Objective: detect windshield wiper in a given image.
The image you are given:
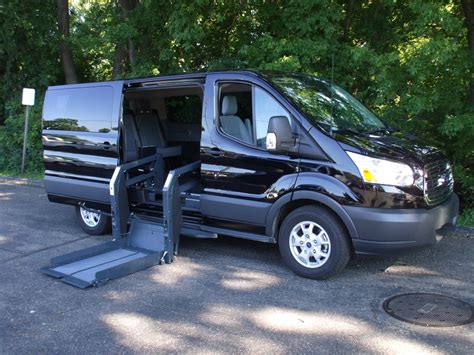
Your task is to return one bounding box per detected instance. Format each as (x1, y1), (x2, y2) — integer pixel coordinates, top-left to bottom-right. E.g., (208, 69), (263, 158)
(329, 127), (362, 136)
(365, 127), (398, 135)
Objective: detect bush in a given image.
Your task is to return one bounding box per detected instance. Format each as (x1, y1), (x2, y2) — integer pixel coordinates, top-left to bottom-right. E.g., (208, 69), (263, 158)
(458, 208), (474, 227)
(440, 111), (474, 209)
(0, 97), (44, 176)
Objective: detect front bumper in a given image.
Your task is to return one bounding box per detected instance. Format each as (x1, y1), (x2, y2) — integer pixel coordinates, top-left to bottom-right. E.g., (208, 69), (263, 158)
(344, 193), (459, 256)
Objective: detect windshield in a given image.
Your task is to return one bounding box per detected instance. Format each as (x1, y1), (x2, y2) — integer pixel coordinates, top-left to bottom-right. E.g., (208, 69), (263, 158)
(267, 73), (385, 134)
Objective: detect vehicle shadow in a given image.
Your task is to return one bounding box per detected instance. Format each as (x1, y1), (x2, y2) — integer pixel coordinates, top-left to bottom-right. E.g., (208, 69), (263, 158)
(92, 233), (474, 353)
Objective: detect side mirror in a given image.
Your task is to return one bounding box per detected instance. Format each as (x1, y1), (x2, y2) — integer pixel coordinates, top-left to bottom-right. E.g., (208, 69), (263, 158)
(266, 116), (295, 154)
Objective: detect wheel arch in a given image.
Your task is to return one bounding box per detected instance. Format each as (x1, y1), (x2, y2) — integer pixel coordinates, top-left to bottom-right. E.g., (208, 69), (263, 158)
(266, 191), (359, 243)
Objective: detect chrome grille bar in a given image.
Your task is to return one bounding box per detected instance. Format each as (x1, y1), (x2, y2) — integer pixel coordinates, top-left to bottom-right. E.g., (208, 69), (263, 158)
(424, 159), (454, 206)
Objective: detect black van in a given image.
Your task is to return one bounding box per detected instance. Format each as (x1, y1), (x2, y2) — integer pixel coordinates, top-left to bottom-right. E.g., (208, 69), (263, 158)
(42, 70), (459, 279)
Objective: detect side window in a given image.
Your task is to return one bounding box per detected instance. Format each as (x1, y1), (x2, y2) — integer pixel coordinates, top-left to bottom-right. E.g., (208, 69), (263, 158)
(254, 87), (291, 148)
(165, 95), (202, 124)
(218, 83), (253, 144)
(43, 86), (114, 132)
(218, 82), (292, 148)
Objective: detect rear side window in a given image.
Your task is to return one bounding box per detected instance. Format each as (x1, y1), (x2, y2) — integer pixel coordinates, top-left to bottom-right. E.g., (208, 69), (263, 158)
(165, 95), (202, 124)
(43, 86), (114, 132)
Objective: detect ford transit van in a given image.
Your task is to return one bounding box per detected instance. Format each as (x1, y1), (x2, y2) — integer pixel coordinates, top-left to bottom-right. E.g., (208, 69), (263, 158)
(42, 71), (459, 279)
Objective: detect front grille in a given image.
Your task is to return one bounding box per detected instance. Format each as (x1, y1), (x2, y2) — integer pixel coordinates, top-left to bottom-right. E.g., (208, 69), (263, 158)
(424, 159), (454, 206)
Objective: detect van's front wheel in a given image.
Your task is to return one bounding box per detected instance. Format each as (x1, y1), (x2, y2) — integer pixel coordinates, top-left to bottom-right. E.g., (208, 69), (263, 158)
(278, 206), (351, 280)
(76, 206), (110, 235)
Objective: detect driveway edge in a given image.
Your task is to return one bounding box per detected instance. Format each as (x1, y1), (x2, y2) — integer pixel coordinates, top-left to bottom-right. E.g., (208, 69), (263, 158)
(0, 176), (44, 188)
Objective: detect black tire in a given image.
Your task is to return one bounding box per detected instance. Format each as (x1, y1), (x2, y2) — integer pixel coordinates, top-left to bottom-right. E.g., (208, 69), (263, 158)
(75, 206), (111, 235)
(278, 205), (351, 280)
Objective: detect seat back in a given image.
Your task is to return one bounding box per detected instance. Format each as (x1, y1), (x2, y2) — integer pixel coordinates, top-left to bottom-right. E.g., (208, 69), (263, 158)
(135, 110), (167, 148)
(122, 111), (140, 163)
(220, 96), (252, 144)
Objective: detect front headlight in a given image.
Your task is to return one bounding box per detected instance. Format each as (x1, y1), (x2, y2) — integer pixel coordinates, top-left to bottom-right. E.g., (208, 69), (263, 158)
(347, 151), (414, 187)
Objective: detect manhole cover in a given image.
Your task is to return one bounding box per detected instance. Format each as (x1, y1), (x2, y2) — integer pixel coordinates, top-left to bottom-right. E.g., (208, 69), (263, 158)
(383, 293), (474, 327)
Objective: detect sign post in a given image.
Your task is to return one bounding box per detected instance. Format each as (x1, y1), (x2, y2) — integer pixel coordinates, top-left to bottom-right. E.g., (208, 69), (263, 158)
(21, 88), (35, 175)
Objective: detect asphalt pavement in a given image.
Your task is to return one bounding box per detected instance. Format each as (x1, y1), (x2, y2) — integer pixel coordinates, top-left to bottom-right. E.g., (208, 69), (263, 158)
(0, 179), (473, 354)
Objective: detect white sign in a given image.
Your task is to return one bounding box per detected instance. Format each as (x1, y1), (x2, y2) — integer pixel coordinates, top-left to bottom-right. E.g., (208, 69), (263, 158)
(22, 88), (35, 106)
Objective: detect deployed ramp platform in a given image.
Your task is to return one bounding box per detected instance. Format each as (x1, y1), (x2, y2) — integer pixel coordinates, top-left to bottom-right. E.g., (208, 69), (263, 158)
(41, 151), (199, 288)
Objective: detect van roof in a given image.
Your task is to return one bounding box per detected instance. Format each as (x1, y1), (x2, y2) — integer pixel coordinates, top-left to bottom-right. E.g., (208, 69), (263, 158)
(47, 70), (267, 89)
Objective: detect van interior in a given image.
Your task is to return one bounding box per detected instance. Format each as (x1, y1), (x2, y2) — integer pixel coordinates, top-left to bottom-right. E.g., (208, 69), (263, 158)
(121, 86), (203, 166)
(121, 83), (257, 166)
(119, 82), (264, 211)
(118, 84), (205, 221)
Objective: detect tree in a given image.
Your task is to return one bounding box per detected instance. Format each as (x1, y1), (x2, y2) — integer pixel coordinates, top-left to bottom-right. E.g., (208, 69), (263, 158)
(57, 0), (78, 83)
(112, 0), (137, 79)
(0, 0), (59, 122)
(0, 0), (472, 210)
(120, 0), (137, 69)
(460, 0), (474, 104)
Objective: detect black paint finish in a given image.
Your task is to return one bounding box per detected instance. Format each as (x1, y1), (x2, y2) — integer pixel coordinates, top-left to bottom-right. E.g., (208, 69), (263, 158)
(41, 70), (458, 254)
(199, 73), (301, 228)
(42, 80), (123, 204)
(334, 129), (447, 209)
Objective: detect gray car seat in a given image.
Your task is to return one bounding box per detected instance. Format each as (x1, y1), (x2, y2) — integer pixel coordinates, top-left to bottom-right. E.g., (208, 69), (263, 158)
(122, 111), (140, 162)
(134, 110), (166, 148)
(220, 96), (253, 144)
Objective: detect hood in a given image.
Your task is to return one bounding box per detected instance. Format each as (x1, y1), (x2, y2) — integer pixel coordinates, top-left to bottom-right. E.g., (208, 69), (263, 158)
(335, 130), (444, 167)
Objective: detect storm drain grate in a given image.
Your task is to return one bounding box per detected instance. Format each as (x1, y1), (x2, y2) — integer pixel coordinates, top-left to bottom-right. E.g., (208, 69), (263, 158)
(383, 293), (474, 327)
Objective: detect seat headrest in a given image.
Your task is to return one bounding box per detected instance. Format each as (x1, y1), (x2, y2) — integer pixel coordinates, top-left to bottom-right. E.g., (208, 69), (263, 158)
(136, 109), (158, 119)
(222, 96), (237, 115)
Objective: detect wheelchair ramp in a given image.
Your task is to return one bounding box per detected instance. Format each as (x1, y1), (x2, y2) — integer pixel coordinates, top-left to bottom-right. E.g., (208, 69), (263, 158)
(41, 159), (200, 288)
(40, 220), (168, 288)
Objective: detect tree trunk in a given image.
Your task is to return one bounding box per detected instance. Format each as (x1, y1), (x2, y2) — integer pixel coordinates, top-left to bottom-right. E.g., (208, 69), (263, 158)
(112, 45), (127, 79)
(460, 0), (474, 104)
(56, 0), (78, 84)
(343, 0), (359, 39)
(119, 0), (137, 71)
(128, 38), (136, 70)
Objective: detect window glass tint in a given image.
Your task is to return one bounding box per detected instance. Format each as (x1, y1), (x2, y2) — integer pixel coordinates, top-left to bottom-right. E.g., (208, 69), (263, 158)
(268, 74), (384, 134)
(254, 87), (290, 148)
(218, 83), (254, 144)
(43, 86), (114, 132)
(165, 95), (202, 123)
(225, 91), (252, 121)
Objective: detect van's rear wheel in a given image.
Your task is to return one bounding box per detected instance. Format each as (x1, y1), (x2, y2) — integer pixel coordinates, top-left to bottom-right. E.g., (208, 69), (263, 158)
(278, 205), (351, 280)
(76, 206), (110, 235)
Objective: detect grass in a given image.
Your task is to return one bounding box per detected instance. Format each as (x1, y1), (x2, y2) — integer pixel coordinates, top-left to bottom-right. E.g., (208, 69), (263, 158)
(0, 169), (44, 180)
(457, 208), (474, 227)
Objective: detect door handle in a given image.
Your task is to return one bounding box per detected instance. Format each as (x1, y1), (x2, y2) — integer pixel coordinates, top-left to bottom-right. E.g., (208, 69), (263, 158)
(208, 148), (224, 157)
(102, 141), (111, 150)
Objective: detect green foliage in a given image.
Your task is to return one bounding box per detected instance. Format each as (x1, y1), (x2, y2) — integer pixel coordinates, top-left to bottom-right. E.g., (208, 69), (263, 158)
(0, 1), (60, 121)
(458, 208), (474, 227)
(0, 1), (59, 176)
(0, 0), (473, 207)
(0, 96), (44, 175)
